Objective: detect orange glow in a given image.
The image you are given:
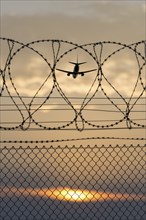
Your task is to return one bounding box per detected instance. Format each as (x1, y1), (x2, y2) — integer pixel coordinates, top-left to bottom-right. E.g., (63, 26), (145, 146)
(42, 187), (102, 202)
(1, 187), (145, 203)
(41, 187), (145, 202)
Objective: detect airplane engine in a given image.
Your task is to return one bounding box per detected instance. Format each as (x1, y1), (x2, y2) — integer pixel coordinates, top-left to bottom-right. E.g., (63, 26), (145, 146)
(67, 73), (70, 76)
(81, 73), (84, 76)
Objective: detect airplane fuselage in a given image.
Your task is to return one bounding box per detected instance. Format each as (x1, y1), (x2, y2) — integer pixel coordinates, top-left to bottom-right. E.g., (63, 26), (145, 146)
(72, 64), (79, 78)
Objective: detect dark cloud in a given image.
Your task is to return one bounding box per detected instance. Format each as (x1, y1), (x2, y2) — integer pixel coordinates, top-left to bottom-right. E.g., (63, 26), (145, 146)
(1, 0), (145, 43)
(1, 9), (145, 44)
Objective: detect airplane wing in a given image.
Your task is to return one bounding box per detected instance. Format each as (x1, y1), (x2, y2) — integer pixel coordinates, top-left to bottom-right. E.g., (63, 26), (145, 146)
(56, 68), (73, 74)
(78, 69), (96, 74)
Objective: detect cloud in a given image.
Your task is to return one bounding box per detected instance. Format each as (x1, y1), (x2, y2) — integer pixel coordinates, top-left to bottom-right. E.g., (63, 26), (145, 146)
(4, 56), (52, 97)
(102, 57), (144, 97)
(1, 0), (93, 16)
(1, 42), (144, 99)
(1, 1), (145, 99)
(2, 0), (145, 19)
(1, 0), (145, 43)
(79, 0), (145, 22)
(5, 58), (143, 98)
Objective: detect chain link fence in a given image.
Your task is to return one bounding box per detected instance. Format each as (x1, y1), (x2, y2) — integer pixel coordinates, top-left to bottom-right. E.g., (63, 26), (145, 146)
(0, 38), (145, 219)
(0, 144), (145, 220)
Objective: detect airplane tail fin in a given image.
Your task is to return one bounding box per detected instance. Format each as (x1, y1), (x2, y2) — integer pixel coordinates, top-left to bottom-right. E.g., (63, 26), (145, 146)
(69, 61), (86, 65)
(69, 55), (86, 65)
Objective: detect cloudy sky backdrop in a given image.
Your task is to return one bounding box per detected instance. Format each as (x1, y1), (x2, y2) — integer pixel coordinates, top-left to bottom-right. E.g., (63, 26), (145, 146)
(0, 0), (145, 145)
(0, 2), (146, 219)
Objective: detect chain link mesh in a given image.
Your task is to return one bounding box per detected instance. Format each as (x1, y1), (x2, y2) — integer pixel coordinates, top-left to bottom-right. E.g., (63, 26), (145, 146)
(1, 145), (145, 220)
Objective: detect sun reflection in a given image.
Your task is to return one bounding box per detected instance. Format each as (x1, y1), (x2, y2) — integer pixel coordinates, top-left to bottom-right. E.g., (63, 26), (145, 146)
(44, 187), (101, 202)
(1, 186), (145, 203)
(31, 187), (145, 203)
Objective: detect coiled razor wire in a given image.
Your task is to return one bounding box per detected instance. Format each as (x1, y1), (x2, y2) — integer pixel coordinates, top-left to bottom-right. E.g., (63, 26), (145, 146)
(0, 38), (146, 132)
(0, 38), (146, 219)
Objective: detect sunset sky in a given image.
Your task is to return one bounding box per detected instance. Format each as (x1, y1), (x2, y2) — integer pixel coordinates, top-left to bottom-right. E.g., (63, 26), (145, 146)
(0, 1), (146, 219)
(1, 0), (145, 145)
(1, 0), (145, 42)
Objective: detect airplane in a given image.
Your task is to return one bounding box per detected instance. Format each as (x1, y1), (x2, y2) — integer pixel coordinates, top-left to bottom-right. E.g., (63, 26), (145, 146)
(56, 58), (96, 79)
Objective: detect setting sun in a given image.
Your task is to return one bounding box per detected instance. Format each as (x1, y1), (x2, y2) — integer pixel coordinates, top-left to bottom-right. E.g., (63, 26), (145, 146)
(1, 187), (145, 203)
(44, 187), (144, 203)
(45, 187), (101, 202)
(1, 0), (146, 219)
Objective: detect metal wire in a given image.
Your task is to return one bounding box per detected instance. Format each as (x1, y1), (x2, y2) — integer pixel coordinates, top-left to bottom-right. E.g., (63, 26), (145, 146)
(0, 38), (146, 220)
(0, 38), (146, 131)
(0, 145), (145, 220)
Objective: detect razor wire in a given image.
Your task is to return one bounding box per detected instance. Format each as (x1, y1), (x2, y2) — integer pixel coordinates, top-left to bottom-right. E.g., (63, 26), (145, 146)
(0, 38), (146, 220)
(0, 38), (146, 132)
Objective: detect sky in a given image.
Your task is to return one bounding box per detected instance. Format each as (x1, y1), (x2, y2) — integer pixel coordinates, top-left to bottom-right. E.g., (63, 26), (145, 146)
(1, 0), (146, 43)
(0, 1), (146, 219)
(0, 0), (145, 144)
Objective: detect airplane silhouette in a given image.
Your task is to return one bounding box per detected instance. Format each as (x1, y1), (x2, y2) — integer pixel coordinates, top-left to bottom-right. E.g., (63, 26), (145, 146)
(56, 58), (96, 79)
